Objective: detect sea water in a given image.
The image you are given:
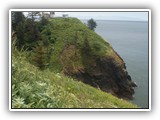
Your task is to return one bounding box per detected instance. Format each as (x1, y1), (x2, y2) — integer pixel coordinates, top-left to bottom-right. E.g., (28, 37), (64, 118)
(82, 20), (149, 108)
(95, 20), (149, 108)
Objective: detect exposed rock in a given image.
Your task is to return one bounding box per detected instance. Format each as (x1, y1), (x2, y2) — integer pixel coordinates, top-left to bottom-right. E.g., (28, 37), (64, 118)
(57, 18), (137, 100)
(61, 45), (137, 100)
(77, 57), (136, 99)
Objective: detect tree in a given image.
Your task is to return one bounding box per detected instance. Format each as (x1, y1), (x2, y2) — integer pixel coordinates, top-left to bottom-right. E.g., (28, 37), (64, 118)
(32, 44), (46, 70)
(23, 18), (41, 50)
(11, 12), (41, 50)
(32, 41), (53, 70)
(11, 12), (26, 49)
(27, 12), (40, 22)
(39, 16), (49, 29)
(12, 12), (25, 31)
(15, 21), (25, 49)
(11, 11), (50, 51)
(87, 18), (97, 31)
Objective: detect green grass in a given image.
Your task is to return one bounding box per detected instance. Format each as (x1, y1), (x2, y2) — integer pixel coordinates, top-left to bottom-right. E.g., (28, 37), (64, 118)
(12, 42), (138, 108)
(44, 18), (112, 72)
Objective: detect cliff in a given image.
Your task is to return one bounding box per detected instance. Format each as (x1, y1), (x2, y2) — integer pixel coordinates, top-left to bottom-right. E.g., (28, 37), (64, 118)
(12, 41), (137, 108)
(11, 17), (138, 109)
(47, 18), (137, 100)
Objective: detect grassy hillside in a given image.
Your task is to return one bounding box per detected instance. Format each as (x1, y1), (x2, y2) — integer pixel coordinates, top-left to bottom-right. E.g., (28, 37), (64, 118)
(12, 41), (137, 108)
(43, 18), (113, 72)
(11, 17), (138, 109)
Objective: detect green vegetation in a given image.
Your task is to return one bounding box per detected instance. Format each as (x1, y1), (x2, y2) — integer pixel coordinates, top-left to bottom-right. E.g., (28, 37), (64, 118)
(12, 42), (137, 108)
(87, 18), (97, 31)
(11, 13), (138, 108)
(43, 17), (111, 72)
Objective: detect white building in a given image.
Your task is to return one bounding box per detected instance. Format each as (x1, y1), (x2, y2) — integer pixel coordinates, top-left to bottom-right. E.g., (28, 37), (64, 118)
(50, 12), (55, 18)
(41, 12), (55, 19)
(42, 12), (50, 19)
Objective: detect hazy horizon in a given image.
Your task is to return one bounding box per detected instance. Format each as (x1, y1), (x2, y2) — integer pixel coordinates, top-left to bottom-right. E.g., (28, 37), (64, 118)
(55, 12), (148, 21)
(23, 11), (148, 22)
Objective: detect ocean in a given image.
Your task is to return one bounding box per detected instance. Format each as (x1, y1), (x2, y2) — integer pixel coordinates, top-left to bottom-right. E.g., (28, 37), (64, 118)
(82, 20), (149, 108)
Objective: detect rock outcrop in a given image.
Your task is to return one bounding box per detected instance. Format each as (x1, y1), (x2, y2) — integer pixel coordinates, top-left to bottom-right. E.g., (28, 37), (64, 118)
(50, 17), (137, 100)
(61, 45), (137, 100)
(75, 57), (136, 100)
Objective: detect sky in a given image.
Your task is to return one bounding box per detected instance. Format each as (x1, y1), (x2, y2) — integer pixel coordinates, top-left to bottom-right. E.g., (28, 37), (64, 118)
(55, 12), (148, 21)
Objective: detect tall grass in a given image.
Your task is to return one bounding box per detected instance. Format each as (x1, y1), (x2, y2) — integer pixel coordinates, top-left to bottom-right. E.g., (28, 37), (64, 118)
(12, 42), (138, 108)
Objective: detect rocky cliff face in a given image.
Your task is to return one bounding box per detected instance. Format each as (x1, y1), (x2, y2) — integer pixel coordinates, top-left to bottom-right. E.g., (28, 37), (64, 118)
(61, 45), (137, 100)
(49, 17), (137, 100)
(75, 54), (137, 100)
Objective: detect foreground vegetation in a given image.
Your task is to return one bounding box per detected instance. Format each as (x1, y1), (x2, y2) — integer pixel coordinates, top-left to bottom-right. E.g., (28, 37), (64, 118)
(12, 42), (137, 108)
(11, 12), (138, 108)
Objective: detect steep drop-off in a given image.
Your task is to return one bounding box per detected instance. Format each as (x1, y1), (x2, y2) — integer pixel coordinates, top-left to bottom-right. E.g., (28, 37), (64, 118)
(47, 18), (137, 100)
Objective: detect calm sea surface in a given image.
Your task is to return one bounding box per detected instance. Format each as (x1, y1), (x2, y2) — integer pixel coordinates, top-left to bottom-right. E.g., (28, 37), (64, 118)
(82, 20), (149, 108)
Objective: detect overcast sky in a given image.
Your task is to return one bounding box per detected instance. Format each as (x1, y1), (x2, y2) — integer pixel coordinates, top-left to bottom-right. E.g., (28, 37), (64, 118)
(55, 12), (148, 21)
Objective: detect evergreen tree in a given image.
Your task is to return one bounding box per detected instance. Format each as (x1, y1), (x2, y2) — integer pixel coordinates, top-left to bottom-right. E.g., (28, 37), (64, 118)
(32, 43), (46, 70)
(23, 18), (42, 50)
(87, 18), (97, 31)
(15, 21), (25, 49)
(11, 12), (25, 49)
(11, 11), (50, 51)
(32, 41), (53, 70)
(12, 12), (25, 31)
(38, 16), (49, 32)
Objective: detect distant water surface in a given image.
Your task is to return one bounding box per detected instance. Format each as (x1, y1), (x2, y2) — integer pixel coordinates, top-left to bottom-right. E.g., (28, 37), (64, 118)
(82, 20), (149, 108)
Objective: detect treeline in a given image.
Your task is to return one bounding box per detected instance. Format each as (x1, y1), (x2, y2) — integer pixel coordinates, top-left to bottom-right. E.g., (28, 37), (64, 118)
(12, 12), (51, 50)
(12, 12), (53, 70)
(11, 12), (98, 70)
